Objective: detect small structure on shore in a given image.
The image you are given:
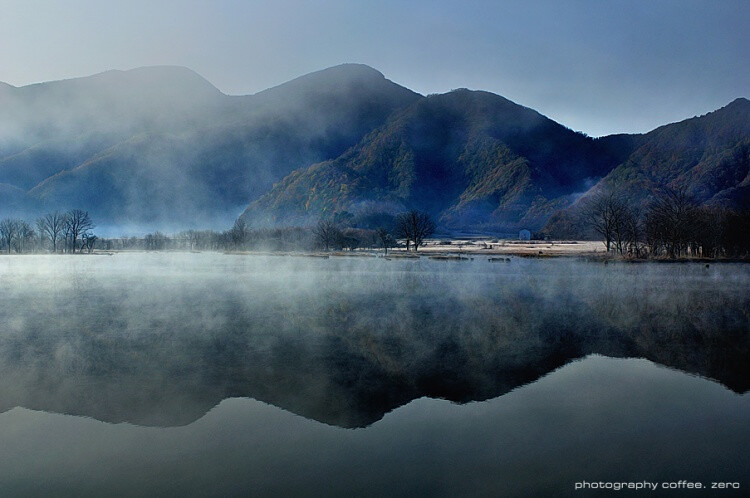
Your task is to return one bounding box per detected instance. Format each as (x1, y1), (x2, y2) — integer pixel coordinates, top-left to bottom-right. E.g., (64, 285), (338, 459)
(519, 229), (531, 241)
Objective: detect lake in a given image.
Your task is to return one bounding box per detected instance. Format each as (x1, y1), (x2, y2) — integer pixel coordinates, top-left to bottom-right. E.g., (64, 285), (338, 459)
(0, 253), (747, 496)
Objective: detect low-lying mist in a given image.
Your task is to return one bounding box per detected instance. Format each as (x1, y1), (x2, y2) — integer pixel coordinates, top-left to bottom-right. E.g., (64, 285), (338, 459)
(0, 253), (747, 427)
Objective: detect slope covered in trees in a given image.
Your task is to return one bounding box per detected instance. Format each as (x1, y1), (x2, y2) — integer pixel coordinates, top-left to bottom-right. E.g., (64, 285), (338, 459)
(543, 98), (750, 238)
(241, 89), (636, 231)
(1, 63), (746, 234)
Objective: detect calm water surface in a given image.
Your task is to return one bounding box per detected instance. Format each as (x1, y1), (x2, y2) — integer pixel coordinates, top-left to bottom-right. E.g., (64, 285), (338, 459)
(0, 253), (747, 496)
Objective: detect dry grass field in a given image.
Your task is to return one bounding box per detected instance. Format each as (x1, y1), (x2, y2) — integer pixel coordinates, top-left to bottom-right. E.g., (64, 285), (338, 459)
(395, 239), (606, 257)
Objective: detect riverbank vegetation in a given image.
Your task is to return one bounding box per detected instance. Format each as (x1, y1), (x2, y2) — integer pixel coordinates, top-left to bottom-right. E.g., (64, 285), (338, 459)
(2, 198), (747, 261)
(578, 187), (750, 259)
(0, 209), (436, 255)
(1, 209), (95, 254)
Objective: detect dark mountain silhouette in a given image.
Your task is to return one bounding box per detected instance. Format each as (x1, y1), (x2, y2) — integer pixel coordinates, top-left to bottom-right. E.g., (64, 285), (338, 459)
(544, 98), (750, 237)
(240, 89), (636, 231)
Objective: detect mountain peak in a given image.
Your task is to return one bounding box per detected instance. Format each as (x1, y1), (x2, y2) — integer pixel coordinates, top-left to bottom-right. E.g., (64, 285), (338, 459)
(252, 63), (417, 100)
(90, 65), (222, 96)
(101, 65), (214, 81)
(725, 97), (750, 111)
(287, 63), (387, 83)
(700, 97), (750, 122)
(434, 88), (523, 106)
(313, 63), (386, 79)
(13, 65), (222, 101)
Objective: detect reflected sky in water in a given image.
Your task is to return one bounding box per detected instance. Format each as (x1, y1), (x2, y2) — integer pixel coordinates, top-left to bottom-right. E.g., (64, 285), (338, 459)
(0, 253), (747, 496)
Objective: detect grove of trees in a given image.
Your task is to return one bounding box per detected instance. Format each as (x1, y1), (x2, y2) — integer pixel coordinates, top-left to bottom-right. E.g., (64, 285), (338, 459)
(581, 187), (750, 259)
(310, 210), (436, 253)
(0, 209), (97, 254)
(394, 210), (436, 252)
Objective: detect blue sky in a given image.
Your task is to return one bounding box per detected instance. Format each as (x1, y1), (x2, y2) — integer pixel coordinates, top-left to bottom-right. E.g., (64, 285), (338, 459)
(1, 0), (747, 136)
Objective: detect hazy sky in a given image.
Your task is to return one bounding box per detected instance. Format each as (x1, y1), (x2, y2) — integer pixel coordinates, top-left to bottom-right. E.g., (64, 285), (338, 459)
(1, 0), (747, 136)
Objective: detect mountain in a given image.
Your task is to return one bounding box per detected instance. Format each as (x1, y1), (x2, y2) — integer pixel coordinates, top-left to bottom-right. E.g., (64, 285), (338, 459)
(0, 64), (419, 228)
(543, 98), (750, 237)
(1, 63), (746, 233)
(240, 89), (636, 231)
(0, 66), (223, 146)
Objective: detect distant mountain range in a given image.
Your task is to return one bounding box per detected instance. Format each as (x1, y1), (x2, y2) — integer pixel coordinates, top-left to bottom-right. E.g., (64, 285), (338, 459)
(0, 64), (747, 233)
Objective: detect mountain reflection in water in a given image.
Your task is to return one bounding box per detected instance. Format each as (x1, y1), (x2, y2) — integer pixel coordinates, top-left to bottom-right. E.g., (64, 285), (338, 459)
(0, 253), (748, 496)
(0, 253), (746, 428)
(0, 356), (747, 497)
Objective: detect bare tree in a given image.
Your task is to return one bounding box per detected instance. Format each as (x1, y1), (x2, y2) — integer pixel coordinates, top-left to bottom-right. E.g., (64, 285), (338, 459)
(581, 190), (630, 253)
(394, 215), (412, 251)
(621, 205), (643, 257)
(36, 218), (49, 252)
(144, 232), (169, 250)
(0, 218), (19, 254)
(313, 219), (342, 252)
(184, 230), (201, 251)
(81, 233), (98, 253)
(37, 211), (65, 253)
(393, 213), (412, 252)
(645, 187), (697, 258)
(16, 221), (35, 253)
(61, 217), (73, 253)
(376, 227), (394, 255)
(395, 210), (435, 251)
(65, 209), (94, 253)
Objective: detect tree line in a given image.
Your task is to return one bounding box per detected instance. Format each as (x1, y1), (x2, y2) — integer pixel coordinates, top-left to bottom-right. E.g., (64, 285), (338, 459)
(313, 210), (435, 253)
(581, 187), (750, 258)
(105, 210), (434, 254)
(0, 209), (95, 254)
(0, 208), (437, 255)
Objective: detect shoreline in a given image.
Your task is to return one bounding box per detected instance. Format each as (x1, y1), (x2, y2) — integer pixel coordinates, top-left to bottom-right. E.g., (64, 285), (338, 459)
(2, 239), (748, 263)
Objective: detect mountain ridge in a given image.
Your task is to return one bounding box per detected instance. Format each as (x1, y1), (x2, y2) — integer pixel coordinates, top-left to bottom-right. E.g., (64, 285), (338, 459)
(0, 63), (746, 233)
(240, 88), (643, 230)
(542, 95), (750, 238)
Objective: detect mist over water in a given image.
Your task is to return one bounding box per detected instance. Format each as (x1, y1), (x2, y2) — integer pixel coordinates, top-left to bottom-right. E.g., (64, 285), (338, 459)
(0, 253), (747, 495)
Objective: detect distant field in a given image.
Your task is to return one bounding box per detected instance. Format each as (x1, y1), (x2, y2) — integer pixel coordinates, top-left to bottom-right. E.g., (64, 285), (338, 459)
(98, 239), (605, 258)
(398, 239), (605, 257)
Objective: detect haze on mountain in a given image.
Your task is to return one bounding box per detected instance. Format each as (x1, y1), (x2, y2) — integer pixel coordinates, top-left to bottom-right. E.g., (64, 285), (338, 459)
(0, 64), (419, 231)
(0, 63), (747, 235)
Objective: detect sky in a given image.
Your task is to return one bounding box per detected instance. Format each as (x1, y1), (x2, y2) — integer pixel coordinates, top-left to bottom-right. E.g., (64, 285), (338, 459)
(0, 0), (747, 137)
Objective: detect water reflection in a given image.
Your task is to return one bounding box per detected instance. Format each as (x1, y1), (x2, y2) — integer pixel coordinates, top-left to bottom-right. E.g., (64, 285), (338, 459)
(0, 253), (747, 428)
(0, 356), (746, 497)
